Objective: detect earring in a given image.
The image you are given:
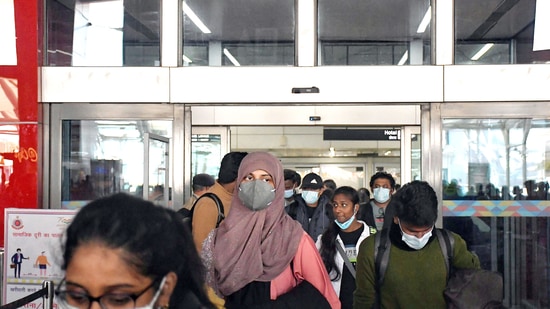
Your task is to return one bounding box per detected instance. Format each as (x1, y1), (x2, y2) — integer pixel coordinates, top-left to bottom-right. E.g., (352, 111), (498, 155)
(158, 304), (169, 309)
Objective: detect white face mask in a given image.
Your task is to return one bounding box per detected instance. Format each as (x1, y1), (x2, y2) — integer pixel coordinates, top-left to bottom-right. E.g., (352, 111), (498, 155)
(373, 187), (391, 203)
(398, 220), (433, 250)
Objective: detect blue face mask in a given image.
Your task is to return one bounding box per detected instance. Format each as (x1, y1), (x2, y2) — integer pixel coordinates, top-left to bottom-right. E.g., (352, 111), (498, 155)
(284, 189), (294, 199)
(373, 187), (391, 203)
(335, 215), (355, 230)
(302, 190), (319, 204)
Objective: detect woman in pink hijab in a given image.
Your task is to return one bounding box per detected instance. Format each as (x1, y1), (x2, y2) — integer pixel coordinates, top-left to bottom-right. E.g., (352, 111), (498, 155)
(202, 151), (340, 308)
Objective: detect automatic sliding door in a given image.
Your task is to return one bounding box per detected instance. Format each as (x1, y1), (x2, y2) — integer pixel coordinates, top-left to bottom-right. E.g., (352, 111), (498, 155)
(49, 104), (174, 209)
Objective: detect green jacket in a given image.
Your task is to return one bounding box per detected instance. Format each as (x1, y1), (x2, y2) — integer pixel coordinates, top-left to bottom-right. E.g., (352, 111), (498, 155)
(353, 225), (480, 309)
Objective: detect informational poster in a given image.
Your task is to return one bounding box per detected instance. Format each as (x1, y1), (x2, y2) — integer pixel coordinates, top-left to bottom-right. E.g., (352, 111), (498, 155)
(3, 208), (77, 307)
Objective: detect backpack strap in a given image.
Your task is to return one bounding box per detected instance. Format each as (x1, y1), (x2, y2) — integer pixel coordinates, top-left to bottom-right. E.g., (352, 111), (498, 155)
(374, 228), (390, 309)
(191, 192), (225, 228)
(201, 192), (225, 228)
(435, 228), (455, 280)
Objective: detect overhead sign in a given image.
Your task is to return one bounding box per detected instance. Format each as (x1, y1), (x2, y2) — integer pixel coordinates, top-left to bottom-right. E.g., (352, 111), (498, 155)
(324, 128), (401, 141)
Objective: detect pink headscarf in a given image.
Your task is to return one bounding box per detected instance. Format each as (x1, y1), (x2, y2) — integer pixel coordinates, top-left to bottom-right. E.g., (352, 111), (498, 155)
(212, 152), (303, 296)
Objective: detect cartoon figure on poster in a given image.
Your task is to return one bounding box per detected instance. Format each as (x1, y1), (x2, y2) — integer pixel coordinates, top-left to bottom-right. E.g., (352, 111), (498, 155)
(34, 251), (52, 277)
(10, 248), (30, 278)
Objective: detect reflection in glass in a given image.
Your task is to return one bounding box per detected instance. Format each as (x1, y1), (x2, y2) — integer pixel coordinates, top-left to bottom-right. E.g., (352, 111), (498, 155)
(192, 133), (222, 178)
(455, 0), (550, 64)
(318, 0), (431, 65)
(61, 120), (171, 207)
(0, 77), (18, 121)
(46, 0), (161, 66)
(442, 118), (550, 307)
(147, 136), (169, 207)
(442, 119), (550, 200)
(182, 0), (295, 66)
(411, 133), (421, 180)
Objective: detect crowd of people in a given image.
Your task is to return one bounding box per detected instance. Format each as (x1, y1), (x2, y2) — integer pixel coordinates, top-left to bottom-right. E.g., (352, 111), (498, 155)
(443, 178), (550, 201)
(56, 151), (485, 309)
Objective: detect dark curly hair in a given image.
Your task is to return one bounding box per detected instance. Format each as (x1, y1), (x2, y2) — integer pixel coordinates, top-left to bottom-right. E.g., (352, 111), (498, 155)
(391, 180), (438, 226)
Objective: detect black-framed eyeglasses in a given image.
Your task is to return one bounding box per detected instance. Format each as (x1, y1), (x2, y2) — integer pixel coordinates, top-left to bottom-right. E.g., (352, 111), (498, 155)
(55, 277), (160, 309)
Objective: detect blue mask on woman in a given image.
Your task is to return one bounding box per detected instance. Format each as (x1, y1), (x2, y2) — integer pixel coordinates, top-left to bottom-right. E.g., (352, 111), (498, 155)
(335, 215), (355, 230)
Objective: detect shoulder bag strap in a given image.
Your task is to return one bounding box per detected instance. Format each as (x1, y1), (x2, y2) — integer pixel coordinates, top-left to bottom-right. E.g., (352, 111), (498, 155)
(374, 228), (390, 309)
(200, 193), (225, 228)
(335, 241), (356, 279)
(435, 228), (455, 280)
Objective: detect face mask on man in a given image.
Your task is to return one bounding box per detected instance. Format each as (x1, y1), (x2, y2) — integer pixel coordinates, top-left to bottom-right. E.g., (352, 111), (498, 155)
(398, 220), (433, 250)
(238, 180), (276, 211)
(373, 187), (391, 203)
(284, 189), (294, 199)
(302, 190), (319, 204)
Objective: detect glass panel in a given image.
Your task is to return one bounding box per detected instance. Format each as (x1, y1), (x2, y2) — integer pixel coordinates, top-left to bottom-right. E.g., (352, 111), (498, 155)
(61, 120), (171, 208)
(0, 124), (38, 209)
(455, 0), (550, 64)
(318, 164), (365, 190)
(318, 0), (432, 65)
(411, 133), (421, 180)
(147, 136), (169, 206)
(442, 118), (550, 307)
(182, 0), (295, 66)
(45, 0), (161, 66)
(191, 133), (222, 178)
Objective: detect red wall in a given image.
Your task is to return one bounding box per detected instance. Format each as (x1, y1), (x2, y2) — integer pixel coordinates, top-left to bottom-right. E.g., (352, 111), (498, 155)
(0, 1), (40, 247)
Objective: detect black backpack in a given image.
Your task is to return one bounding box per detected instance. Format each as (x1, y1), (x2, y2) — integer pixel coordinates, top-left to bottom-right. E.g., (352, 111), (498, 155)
(374, 228), (504, 309)
(178, 192), (225, 232)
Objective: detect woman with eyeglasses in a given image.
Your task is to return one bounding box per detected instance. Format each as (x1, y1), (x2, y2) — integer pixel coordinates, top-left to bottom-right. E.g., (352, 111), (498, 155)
(56, 193), (214, 309)
(316, 186), (375, 309)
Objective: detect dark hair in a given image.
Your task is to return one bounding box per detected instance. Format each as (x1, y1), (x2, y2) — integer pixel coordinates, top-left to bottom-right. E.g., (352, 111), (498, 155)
(323, 179), (337, 192)
(369, 171), (396, 189)
(217, 152), (248, 184)
(391, 181), (437, 226)
(283, 169), (301, 187)
(319, 186), (359, 281)
(61, 193), (214, 308)
(357, 187), (370, 204)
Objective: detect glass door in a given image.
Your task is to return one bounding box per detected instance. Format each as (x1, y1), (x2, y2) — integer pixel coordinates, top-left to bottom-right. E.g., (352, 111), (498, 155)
(187, 127), (229, 199)
(48, 104), (175, 209)
(144, 133), (170, 207)
(401, 126), (421, 183)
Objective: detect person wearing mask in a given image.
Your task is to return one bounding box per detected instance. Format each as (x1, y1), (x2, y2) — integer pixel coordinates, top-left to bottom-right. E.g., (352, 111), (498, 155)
(55, 193), (214, 309)
(287, 173), (334, 240)
(317, 186), (375, 309)
(181, 173), (216, 210)
(353, 181), (480, 308)
(192, 152), (247, 252)
(357, 171), (397, 231)
(201, 152), (340, 308)
(283, 168), (301, 207)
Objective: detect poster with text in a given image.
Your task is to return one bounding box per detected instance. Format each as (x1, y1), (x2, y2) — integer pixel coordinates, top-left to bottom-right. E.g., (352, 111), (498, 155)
(3, 208), (77, 308)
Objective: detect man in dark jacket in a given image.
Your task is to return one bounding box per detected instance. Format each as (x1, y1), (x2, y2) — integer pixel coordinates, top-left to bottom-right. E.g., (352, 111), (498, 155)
(11, 248), (29, 278)
(286, 173), (333, 240)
